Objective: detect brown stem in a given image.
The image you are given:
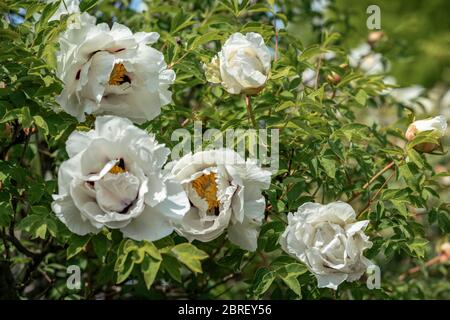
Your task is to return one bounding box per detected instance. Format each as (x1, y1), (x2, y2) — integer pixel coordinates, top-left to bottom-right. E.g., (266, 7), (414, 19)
(245, 95), (257, 127)
(8, 227), (39, 260)
(314, 56), (322, 89)
(274, 22), (279, 62)
(349, 160), (395, 203)
(357, 168), (396, 218)
(1, 228), (11, 261)
(398, 254), (447, 281)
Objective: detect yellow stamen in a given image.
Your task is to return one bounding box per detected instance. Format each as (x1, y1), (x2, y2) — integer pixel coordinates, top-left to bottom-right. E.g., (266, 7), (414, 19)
(109, 165), (126, 174)
(109, 159), (126, 175)
(191, 173), (220, 210)
(109, 63), (128, 86)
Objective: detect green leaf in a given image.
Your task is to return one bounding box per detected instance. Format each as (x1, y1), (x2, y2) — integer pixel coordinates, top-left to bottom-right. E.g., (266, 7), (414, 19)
(333, 123), (369, 141)
(36, 2), (60, 33)
(34, 223), (48, 239)
(298, 45), (321, 61)
(320, 157), (336, 178)
(281, 276), (302, 297)
(0, 200), (13, 227)
(171, 243), (208, 273)
(171, 14), (196, 34)
(270, 66), (292, 80)
(91, 233), (109, 262)
(407, 238), (429, 258)
(161, 254), (182, 283)
(355, 89), (368, 106)
(275, 263), (308, 278)
(141, 255), (162, 289)
(16, 206), (57, 239)
(132, 241), (162, 264)
(406, 148), (425, 168)
(251, 267), (276, 297)
(21, 107), (33, 128)
(80, 0), (99, 11)
(116, 258), (135, 284)
(67, 234), (91, 260)
(189, 31), (222, 50)
(33, 115), (49, 136)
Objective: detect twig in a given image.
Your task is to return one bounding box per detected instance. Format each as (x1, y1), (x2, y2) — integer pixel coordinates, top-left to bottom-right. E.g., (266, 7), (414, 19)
(8, 228), (39, 260)
(357, 168), (396, 218)
(314, 56), (322, 89)
(245, 95), (257, 127)
(19, 132), (30, 166)
(20, 239), (53, 289)
(168, 51), (190, 69)
(206, 273), (238, 292)
(273, 6), (279, 62)
(205, 253), (256, 293)
(1, 228), (11, 260)
(349, 160), (395, 203)
(398, 253), (449, 281)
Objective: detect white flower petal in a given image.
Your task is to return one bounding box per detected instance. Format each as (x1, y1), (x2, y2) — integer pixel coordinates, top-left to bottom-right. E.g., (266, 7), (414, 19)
(51, 194), (100, 235)
(120, 206), (174, 241)
(316, 273), (348, 290)
(228, 217), (260, 251)
(145, 174), (167, 207)
(66, 130), (94, 157)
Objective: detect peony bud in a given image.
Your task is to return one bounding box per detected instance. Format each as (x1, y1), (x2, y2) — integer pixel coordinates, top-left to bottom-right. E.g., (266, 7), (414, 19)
(204, 32), (272, 95)
(405, 115), (447, 153)
(440, 243), (450, 259)
(326, 71), (341, 85)
(368, 31), (384, 45)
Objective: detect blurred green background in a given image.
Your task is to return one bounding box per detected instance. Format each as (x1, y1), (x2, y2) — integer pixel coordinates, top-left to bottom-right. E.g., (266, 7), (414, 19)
(284, 0), (450, 88)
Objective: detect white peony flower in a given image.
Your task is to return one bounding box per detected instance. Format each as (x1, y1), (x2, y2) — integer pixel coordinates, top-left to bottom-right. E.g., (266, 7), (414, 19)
(56, 16), (175, 123)
(165, 149), (271, 251)
(51, 116), (189, 241)
(280, 202), (373, 290)
(405, 115), (447, 153)
(205, 32), (272, 95)
(349, 43), (384, 75)
(301, 68), (317, 88)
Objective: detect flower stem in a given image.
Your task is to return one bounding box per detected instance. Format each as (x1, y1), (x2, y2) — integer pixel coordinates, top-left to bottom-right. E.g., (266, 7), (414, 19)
(398, 253), (449, 281)
(349, 160), (396, 203)
(357, 167), (396, 218)
(314, 56), (322, 89)
(245, 95), (257, 127)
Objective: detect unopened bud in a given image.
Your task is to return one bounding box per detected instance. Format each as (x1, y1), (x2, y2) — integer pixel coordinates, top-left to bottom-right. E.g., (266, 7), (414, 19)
(440, 243), (450, 261)
(326, 72), (341, 85)
(405, 116), (447, 153)
(368, 31), (384, 45)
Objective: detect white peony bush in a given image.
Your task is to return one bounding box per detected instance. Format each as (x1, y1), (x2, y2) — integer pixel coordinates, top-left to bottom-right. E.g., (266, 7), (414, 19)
(51, 116), (189, 241)
(165, 149), (271, 251)
(205, 32), (272, 95)
(280, 202), (373, 290)
(56, 14), (175, 123)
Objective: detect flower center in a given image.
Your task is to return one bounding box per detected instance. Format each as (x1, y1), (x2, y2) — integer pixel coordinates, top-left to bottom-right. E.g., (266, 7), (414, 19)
(109, 158), (126, 174)
(191, 173), (220, 210)
(109, 63), (131, 86)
